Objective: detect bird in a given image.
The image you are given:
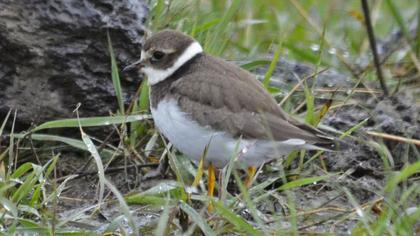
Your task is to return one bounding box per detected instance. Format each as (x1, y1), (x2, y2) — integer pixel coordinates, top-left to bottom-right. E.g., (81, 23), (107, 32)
(124, 29), (338, 208)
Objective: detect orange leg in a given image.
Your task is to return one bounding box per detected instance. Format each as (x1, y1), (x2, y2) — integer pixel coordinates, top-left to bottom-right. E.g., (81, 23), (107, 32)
(244, 166), (257, 188)
(207, 162), (216, 212)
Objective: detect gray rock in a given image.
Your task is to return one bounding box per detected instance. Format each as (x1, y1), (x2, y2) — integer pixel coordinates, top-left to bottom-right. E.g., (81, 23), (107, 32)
(0, 0), (147, 129)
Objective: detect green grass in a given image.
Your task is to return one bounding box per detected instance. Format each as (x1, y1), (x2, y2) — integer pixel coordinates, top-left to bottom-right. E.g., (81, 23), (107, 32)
(1, 0), (419, 235)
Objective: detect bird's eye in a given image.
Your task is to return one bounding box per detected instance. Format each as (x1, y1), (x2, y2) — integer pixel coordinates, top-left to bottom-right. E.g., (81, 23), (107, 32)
(151, 51), (165, 62)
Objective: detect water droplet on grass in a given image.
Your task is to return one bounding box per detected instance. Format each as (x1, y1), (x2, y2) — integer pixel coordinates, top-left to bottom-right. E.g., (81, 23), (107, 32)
(356, 208), (364, 217)
(310, 44), (320, 51)
(328, 48), (337, 55)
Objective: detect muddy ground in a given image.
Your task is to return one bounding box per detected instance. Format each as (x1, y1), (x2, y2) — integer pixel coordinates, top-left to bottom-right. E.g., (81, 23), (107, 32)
(34, 71), (418, 234)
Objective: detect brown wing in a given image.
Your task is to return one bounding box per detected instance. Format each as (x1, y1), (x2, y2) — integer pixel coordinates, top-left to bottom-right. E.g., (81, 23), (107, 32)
(170, 54), (332, 144)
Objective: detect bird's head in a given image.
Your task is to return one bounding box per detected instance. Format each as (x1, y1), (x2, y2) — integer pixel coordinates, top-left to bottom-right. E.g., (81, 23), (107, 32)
(124, 30), (203, 85)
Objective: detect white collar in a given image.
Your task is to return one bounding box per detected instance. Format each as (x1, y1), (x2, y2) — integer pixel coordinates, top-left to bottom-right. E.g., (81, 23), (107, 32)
(142, 41), (203, 85)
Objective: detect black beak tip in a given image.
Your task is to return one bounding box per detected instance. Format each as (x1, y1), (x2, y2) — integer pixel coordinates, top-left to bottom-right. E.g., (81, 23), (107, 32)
(122, 64), (135, 73)
(121, 61), (145, 82)
(122, 59), (144, 74)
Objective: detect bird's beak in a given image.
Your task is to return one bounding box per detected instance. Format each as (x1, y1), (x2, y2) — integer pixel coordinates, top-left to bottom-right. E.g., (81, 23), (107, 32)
(122, 59), (144, 72)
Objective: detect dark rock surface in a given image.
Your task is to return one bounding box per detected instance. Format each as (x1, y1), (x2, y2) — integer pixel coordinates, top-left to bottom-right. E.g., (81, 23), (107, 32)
(324, 90), (420, 167)
(0, 0), (148, 129)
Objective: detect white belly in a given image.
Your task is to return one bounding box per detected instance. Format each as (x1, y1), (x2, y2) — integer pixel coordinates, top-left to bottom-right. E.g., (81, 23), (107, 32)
(151, 99), (305, 168)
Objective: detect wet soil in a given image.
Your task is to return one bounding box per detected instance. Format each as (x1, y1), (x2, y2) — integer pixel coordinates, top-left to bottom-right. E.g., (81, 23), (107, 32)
(45, 84), (419, 234)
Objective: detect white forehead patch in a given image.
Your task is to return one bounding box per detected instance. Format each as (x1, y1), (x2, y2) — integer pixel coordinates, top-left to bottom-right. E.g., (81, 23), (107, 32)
(142, 41), (203, 85)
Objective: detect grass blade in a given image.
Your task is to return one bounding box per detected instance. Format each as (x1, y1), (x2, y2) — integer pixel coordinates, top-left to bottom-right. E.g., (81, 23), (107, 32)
(262, 43), (282, 88)
(206, 0), (242, 55)
(384, 0), (412, 43)
(80, 131), (105, 206)
(0, 109), (11, 137)
(103, 177), (138, 235)
(214, 201), (264, 236)
(32, 114), (150, 132)
(303, 81), (315, 125)
(240, 60), (271, 70)
(13, 133), (117, 155)
(385, 161), (420, 192)
(25, 133), (90, 151)
(154, 198), (171, 236)
(277, 175), (332, 191)
(179, 201), (216, 236)
(107, 31), (124, 114)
